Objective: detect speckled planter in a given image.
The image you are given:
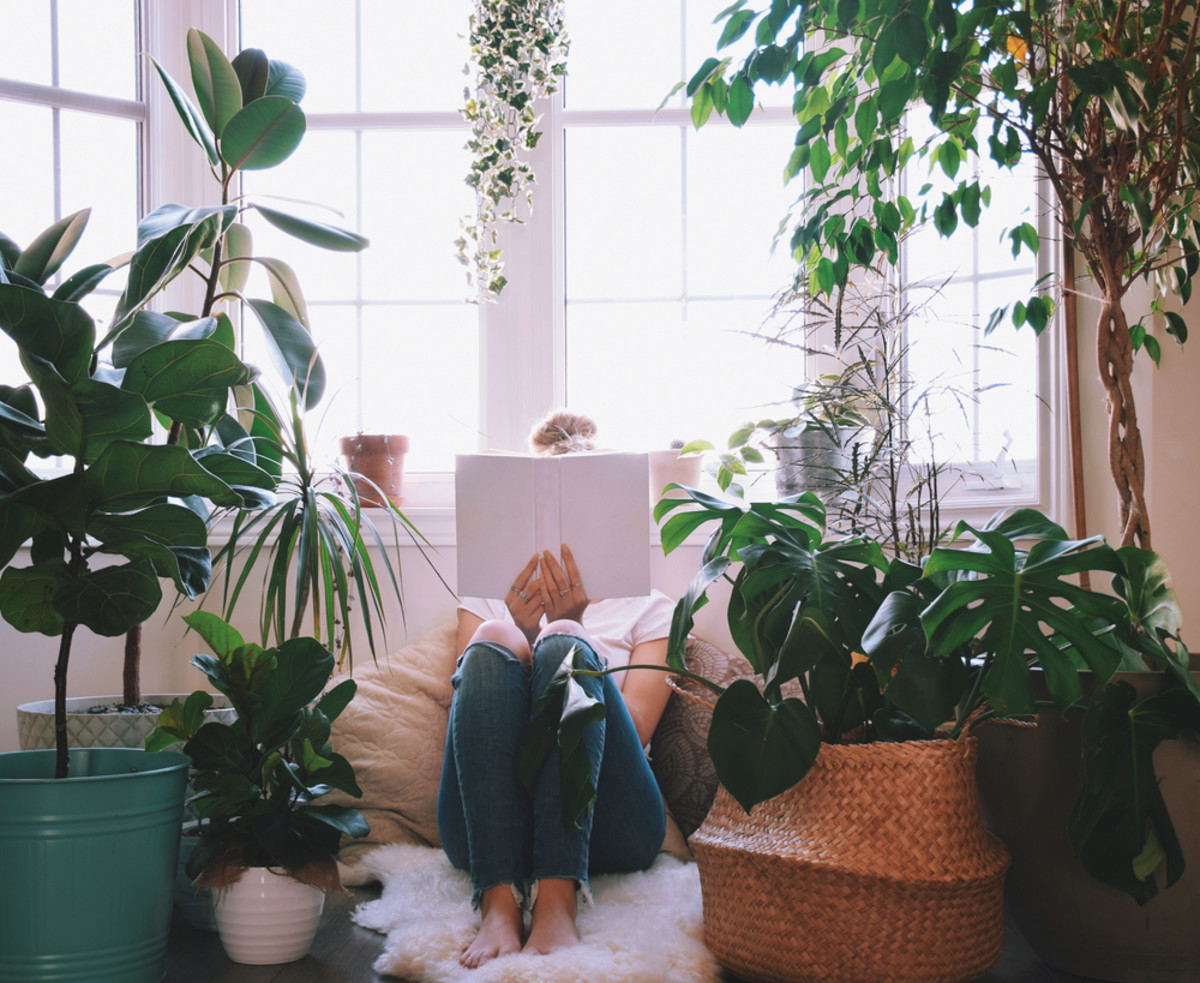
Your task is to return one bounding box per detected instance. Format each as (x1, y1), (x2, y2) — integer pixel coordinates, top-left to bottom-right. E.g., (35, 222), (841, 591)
(17, 694), (235, 751)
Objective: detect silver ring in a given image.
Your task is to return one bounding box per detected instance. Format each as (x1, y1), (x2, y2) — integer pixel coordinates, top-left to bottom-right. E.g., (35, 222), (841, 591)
(518, 591), (529, 601)
(559, 588), (570, 596)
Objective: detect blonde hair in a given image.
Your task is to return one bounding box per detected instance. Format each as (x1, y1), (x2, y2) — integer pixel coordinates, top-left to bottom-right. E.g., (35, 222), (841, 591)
(529, 410), (598, 456)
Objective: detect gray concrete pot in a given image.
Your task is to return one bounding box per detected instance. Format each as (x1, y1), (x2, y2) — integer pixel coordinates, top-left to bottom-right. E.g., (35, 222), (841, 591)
(975, 670), (1200, 983)
(773, 429), (853, 496)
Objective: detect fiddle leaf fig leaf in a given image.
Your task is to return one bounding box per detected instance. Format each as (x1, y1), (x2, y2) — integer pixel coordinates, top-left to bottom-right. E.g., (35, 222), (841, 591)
(13, 209), (90, 285)
(708, 680), (822, 812)
(0, 285), (95, 385)
(84, 441), (243, 511)
(186, 609), (246, 659)
(121, 339), (256, 428)
(0, 561), (68, 635)
(52, 558), (162, 637)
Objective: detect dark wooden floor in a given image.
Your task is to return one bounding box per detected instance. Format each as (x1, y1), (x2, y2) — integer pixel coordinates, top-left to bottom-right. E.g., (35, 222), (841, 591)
(164, 886), (1098, 982)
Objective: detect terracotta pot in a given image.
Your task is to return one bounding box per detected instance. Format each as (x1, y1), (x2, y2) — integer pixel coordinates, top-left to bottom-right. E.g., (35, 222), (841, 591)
(340, 433), (409, 507)
(975, 670), (1200, 983)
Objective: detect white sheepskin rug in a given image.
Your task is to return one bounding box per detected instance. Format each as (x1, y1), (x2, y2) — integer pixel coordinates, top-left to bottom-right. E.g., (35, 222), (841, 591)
(353, 843), (721, 982)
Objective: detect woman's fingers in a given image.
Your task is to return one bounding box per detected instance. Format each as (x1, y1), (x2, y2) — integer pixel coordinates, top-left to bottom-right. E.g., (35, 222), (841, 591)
(561, 544), (583, 588)
(541, 550), (566, 591)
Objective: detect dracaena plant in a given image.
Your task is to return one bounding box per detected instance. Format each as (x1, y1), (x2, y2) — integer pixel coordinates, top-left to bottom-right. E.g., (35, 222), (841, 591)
(147, 611), (368, 888)
(0, 211), (271, 778)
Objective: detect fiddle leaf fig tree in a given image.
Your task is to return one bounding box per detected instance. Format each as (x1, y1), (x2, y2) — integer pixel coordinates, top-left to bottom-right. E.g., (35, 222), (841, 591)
(0, 211), (272, 779)
(689, 0), (1200, 549)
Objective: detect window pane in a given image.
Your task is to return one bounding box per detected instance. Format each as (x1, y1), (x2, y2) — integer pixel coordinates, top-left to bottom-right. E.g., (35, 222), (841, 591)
(58, 0), (137, 99)
(566, 299), (801, 453)
(359, 304), (479, 473)
(360, 129), (475, 300)
(59, 109), (137, 285)
(240, 0), (358, 113)
(0, 2), (51, 86)
(564, 0), (681, 111)
(0, 102), (55, 245)
(565, 126), (682, 299)
(360, 0), (471, 112)
(686, 123), (797, 297)
(241, 130), (361, 302)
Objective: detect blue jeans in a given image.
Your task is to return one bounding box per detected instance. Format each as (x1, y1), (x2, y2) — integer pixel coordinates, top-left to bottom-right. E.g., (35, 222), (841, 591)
(437, 632), (666, 906)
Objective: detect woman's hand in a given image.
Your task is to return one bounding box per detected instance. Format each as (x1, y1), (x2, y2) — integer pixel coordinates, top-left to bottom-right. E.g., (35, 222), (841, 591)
(540, 544), (589, 624)
(505, 554), (544, 646)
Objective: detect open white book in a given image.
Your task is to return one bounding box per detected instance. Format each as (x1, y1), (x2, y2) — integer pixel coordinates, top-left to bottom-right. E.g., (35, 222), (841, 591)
(455, 452), (651, 600)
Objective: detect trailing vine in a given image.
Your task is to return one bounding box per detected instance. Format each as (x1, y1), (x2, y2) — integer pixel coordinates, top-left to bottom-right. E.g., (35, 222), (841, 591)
(456, 0), (569, 300)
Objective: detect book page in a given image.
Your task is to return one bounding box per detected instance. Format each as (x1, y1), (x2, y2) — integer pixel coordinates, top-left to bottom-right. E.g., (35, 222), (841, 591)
(557, 452), (650, 599)
(454, 452), (651, 600)
(454, 454), (537, 598)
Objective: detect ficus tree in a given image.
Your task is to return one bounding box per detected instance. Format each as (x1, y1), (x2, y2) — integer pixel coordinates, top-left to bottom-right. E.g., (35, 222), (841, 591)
(687, 0), (1200, 549)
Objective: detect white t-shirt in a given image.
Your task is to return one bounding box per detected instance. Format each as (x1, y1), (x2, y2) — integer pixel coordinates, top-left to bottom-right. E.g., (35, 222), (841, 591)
(457, 591), (676, 684)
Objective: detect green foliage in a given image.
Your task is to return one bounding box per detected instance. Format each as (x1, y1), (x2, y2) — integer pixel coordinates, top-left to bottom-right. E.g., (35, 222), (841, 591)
(203, 387), (441, 668)
(147, 612), (369, 878)
(143, 28), (368, 409)
(0, 214), (263, 641)
(688, 0), (1200, 546)
(657, 486), (1199, 904)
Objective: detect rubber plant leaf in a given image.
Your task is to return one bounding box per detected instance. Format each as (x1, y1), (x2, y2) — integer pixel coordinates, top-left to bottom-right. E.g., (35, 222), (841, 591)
(187, 28), (243, 138)
(220, 95), (306, 171)
(245, 298), (326, 408)
(254, 204), (369, 252)
(1069, 681), (1200, 904)
(148, 56), (219, 166)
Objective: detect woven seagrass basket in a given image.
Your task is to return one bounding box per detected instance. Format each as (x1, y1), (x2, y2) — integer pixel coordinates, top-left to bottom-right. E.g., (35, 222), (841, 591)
(690, 738), (1010, 983)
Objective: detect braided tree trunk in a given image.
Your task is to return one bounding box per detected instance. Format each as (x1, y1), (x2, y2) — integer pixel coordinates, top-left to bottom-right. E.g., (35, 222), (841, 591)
(1093, 293), (1150, 550)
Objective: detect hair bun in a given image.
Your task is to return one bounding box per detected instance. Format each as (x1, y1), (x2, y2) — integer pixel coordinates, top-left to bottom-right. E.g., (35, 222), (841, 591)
(529, 410), (598, 455)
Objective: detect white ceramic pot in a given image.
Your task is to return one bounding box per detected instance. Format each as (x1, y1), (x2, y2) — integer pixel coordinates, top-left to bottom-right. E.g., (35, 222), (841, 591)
(17, 694), (236, 751)
(213, 867), (325, 965)
(648, 448), (702, 501)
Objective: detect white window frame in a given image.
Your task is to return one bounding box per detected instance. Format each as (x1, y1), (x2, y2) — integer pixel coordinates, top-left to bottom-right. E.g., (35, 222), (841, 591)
(4, 0), (1067, 535)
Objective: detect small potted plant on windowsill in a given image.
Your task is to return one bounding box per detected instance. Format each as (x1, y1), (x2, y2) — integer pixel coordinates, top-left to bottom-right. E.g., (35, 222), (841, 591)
(339, 431), (410, 507)
(148, 611), (369, 966)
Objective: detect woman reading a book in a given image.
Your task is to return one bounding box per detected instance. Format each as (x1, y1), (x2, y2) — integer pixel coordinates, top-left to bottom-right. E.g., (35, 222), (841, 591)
(437, 411), (674, 968)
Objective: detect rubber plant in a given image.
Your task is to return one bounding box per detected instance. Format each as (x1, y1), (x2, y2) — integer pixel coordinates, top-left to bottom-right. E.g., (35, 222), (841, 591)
(134, 30), (434, 676)
(686, 0), (1200, 548)
(456, 0), (569, 298)
(653, 487), (1199, 904)
(0, 211), (271, 778)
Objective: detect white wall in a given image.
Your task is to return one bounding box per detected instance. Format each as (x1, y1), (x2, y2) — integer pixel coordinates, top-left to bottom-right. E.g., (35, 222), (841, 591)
(2, 533), (731, 752)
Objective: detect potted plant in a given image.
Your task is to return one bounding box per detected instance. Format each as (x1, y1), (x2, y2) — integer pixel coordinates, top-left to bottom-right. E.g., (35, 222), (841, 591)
(147, 611), (369, 965)
(647, 439), (703, 502)
(339, 431), (411, 507)
(0, 212), (267, 982)
(546, 488), (1196, 983)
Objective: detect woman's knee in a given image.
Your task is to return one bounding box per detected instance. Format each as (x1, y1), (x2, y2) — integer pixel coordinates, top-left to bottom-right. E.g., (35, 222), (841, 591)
(537, 619), (587, 643)
(469, 619), (531, 664)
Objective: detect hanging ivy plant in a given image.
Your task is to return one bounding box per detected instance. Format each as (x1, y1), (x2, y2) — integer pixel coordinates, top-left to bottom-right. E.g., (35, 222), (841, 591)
(456, 0), (569, 299)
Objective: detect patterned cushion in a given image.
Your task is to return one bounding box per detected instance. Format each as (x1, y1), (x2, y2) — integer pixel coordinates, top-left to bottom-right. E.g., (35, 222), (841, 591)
(649, 637), (756, 837)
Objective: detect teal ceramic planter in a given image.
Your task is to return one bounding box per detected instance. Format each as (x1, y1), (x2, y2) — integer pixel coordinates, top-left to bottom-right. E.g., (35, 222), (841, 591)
(0, 747), (190, 983)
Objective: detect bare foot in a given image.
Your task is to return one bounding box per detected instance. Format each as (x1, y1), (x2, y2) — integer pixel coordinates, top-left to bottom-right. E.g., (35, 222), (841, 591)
(523, 878), (581, 956)
(461, 884), (523, 968)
